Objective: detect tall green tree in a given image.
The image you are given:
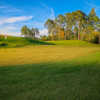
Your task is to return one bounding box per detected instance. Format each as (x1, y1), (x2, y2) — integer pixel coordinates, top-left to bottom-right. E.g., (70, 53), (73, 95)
(89, 8), (99, 25)
(72, 10), (87, 40)
(30, 28), (39, 39)
(31, 28), (35, 38)
(95, 24), (100, 43)
(65, 13), (74, 39)
(21, 25), (30, 37)
(55, 14), (65, 28)
(44, 19), (56, 40)
(55, 15), (66, 40)
(73, 26), (78, 39)
(89, 8), (96, 17)
(88, 8), (100, 43)
(34, 28), (40, 38)
(44, 9), (100, 43)
(21, 26), (39, 38)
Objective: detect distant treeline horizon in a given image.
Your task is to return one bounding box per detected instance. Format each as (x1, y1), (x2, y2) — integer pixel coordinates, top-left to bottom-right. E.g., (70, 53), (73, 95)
(2, 8), (100, 44)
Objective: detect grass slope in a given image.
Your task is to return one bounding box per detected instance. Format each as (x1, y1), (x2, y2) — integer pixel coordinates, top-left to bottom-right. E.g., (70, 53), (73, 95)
(0, 39), (100, 100)
(0, 51), (100, 100)
(48, 40), (99, 47)
(0, 36), (53, 48)
(0, 36), (99, 48)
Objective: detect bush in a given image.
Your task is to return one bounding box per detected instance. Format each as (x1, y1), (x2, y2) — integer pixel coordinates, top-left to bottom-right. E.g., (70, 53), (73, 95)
(0, 35), (5, 41)
(90, 35), (99, 43)
(0, 42), (8, 47)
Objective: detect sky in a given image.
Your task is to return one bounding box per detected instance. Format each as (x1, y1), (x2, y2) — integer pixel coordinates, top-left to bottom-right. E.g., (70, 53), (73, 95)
(0, 0), (100, 36)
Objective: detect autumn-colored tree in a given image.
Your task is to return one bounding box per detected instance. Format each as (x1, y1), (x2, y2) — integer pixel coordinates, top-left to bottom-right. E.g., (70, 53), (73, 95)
(55, 15), (66, 40)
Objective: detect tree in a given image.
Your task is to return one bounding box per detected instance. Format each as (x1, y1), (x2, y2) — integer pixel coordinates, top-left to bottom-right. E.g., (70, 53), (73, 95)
(30, 28), (39, 39)
(88, 8), (100, 43)
(89, 8), (99, 25)
(34, 28), (40, 38)
(21, 25), (30, 37)
(72, 10), (87, 40)
(95, 24), (100, 43)
(65, 13), (74, 40)
(55, 14), (65, 28)
(44, 19), (56, 40)
(55, 14), (66, 40)
(89, 8), (96, 17)
(21, 26), (39, 39)
(73, 27), (78, 39)
(44, 9), (100, 43)
(31, 28), (35, 38)
(40, 35), (49, 41)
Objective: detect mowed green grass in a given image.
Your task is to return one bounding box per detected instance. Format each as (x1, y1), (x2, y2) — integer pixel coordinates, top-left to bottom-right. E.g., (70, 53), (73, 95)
(0, 36), (54, 48)
(0, 46), (99, 66)
(0, 40), (100, 100)
(47, 40), (99, 47)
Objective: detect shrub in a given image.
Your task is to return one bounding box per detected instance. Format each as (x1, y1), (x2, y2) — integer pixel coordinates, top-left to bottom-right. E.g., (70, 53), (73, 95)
(0, 42), (8, 47)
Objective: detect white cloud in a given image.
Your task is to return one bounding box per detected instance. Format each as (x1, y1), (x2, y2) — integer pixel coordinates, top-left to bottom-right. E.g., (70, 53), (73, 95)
(0, 25), (21, 36)
(0, 16), (33, 25)
(0, 3), (55, 36)
(3, 26), (17, 30)
(0, 5), (21, 13)
(40, 29), (48, 36)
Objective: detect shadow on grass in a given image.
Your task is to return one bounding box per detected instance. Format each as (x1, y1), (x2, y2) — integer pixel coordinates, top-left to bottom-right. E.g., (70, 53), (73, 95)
(0, 60), (100, 100)
(26, 38), (55, 45)
(0, 37), (55, 48)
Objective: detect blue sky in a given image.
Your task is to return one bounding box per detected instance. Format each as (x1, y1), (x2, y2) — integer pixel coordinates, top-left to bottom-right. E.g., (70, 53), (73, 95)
(0, 0), (100, 36)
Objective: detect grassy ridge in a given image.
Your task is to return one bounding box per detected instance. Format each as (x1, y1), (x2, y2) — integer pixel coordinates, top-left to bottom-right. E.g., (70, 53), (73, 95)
(0, 36), (99, 48)
(0, 36), (54, 48)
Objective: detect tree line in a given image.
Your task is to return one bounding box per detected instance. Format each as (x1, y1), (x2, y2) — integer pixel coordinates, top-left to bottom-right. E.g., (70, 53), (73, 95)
(44, 8), (100, 43)
(21, 8), (100, 44)
(21, 25), (39, 39)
